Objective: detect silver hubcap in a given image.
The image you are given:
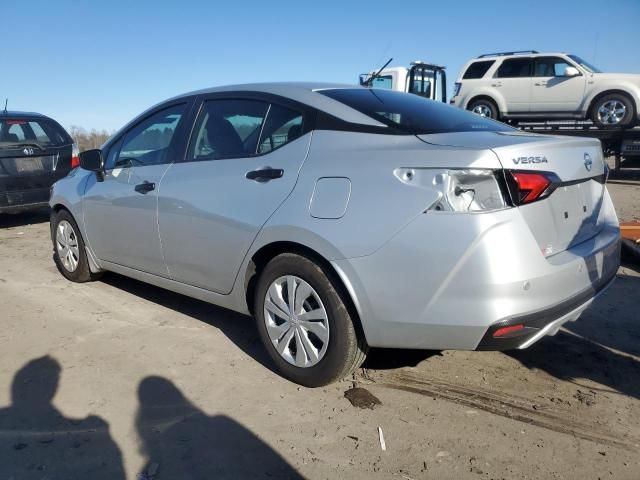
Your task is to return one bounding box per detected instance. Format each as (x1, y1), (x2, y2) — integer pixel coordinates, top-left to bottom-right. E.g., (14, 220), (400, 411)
(55, 220), (80, 272)
(597, 100), (626, 125)
(472, 104), (493, 117)
(263, 275), (329, 368)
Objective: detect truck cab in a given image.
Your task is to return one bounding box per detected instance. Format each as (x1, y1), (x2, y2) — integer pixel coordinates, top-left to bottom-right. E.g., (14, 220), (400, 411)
(359, 61), (447, 102)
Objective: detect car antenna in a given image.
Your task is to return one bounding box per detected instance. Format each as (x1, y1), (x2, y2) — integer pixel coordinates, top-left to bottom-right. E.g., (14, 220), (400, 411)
(365, 58), (393, 87)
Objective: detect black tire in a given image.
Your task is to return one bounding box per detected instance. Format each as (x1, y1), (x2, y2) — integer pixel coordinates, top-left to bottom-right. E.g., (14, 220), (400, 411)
(254, 253), (368, 387)
(468, 98), (499, 120)
(51, 209), (102, 283)
(591, 93), (636, 129)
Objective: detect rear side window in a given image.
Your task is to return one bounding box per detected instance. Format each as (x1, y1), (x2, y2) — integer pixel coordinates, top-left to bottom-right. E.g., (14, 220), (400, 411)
(0, 118), (69, 147)
(462, 61), (495, 79)
(496, 58), (532, 78)
(258, 105), (304, 154)
(189, 99), (269, 160)
(319, 88), (513, 135)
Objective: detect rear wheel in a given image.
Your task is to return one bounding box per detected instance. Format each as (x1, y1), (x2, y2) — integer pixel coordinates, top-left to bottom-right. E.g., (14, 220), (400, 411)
(254, 253), (368, 387)
(468, 98), (499, 120)
(51, 209), (101, 282)
(591, 93), (635, 128)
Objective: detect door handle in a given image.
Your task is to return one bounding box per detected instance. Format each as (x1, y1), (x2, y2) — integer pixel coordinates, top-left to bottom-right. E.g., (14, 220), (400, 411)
(245, 167), (284, 182)
(134, 181), (156, 194)
(491, 82), (502, 87)
(534, 81), (547, 86)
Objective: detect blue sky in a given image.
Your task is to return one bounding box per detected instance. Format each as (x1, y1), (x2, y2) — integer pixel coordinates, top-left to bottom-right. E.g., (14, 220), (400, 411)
(2, 0), (639, 132)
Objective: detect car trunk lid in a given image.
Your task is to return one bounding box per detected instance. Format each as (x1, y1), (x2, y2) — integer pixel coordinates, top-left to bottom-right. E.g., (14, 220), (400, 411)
(417, 131), (607, 257)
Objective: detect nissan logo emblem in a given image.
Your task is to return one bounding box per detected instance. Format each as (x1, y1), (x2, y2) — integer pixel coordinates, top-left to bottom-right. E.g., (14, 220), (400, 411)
(23, 147), (34, 156)
(584, 153), (593, 172)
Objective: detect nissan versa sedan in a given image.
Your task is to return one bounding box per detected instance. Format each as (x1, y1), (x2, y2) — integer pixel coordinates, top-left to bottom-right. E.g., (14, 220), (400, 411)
(1, 111), (78, 213)
(49, 83), (620, 386)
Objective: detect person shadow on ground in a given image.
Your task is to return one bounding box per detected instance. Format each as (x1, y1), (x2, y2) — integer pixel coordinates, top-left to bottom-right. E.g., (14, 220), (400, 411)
(136, 376), (303, 479)
(0, 356), (125, 479)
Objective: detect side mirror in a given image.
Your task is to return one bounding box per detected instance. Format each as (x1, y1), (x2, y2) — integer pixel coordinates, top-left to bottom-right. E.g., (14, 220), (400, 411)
(564, 66), (580, 77)
(79, 149), (104, 172)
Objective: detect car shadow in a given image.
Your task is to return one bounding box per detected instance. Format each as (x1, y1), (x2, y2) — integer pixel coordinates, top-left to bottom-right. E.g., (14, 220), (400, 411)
(136, 376), (303, 479)
(99, 273), (277, 376)
(0, 356), (125, 479)
(0, 208), (50, 228)
(363, 348), (441, 370)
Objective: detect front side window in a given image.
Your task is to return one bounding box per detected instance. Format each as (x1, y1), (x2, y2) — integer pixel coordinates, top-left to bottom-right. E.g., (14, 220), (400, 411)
(189, 99), (268, 160)
(319, 88), (513, 134)
(370, 75), (393, 89)
(534, 57), (576, 77)
(116, 104), (186, 167)
(496, 58), (532, 78)
(463, 60), (495, 79)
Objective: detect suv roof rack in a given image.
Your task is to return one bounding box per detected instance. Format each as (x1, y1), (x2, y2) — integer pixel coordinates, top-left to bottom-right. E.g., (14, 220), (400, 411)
(477, 50), (538, 58)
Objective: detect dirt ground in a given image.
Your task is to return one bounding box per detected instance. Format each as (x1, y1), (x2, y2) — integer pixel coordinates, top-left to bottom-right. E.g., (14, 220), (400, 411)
(0, 166), (639, 479)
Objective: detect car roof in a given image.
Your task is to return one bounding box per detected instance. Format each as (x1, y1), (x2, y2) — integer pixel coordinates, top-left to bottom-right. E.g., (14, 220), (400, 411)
(163, 82), (386, 128)
(472, 52), (569, 61)
(0, 110), (48, 119)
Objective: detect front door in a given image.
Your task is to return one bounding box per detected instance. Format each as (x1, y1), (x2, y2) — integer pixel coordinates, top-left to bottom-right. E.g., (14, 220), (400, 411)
(158, 97), (310, 294)
(83, 103), (188, 276)
(530, 57), (586, 113)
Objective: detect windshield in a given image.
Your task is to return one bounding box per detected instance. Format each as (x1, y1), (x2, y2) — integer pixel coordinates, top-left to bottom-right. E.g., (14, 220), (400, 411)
(318, 88), (513, 135)
(0, 118), (70, 148)
(568, 55), (602, 73)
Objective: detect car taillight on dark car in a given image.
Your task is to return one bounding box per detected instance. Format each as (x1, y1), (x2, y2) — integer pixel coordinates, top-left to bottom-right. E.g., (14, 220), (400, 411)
(71, 143), (80, 169)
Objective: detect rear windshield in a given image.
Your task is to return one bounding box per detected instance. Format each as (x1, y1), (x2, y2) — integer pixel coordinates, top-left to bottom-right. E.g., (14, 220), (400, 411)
(463, 60), (495, 79)
(318, 88), (513, 135)
(0, 118), (70, 148)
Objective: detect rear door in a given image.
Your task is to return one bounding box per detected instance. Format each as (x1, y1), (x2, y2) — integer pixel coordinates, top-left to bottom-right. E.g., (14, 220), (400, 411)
(158, 96), (311, 294)
(83, 102), (189, 276)
(530, 56), (586, 113)
(494, 57), (533, 113)
(0, 118), (73, 206)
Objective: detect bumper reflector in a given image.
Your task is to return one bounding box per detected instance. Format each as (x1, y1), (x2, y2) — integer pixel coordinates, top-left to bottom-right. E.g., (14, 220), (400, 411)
(492, 324), (524, 338)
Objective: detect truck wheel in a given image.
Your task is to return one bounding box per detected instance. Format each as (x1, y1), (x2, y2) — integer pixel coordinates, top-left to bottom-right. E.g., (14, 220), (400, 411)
(51, 209), (102, 283)
(254, 253), (368, 387)
(591, 93), (635, 129)
(468, 99), (499, 120)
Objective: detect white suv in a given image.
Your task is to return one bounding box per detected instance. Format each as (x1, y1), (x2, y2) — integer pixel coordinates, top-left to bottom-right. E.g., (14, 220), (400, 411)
(450, 50), (640, 129)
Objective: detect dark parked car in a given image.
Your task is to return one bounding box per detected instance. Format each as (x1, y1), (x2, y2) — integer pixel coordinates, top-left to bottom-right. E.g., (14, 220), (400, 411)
(0, 111), (78, 213)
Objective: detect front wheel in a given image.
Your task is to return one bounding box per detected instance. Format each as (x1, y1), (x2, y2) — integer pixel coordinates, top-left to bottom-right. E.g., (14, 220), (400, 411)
(254, 253), (368, 387)
(591, 93), (636, 129)
(51, 209), (102, 283)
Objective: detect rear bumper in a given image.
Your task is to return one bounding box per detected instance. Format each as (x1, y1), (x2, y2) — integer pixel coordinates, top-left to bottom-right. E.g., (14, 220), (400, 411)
(475, 271), (616, 350)
(0, 187), (51, 213)
(332, 189), (621, 351)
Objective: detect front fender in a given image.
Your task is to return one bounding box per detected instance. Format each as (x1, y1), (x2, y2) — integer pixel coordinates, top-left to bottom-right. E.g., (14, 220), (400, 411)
(580, 83), (640, 114)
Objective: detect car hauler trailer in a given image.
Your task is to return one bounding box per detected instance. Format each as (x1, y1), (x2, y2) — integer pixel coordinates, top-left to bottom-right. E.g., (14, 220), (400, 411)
(359, 60), (640, 171)
(513, 121), (640, 171)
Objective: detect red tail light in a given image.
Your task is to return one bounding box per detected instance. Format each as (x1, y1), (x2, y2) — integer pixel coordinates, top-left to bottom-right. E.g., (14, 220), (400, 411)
(507, 171), (553, 205)
(71, 143), (80, 169)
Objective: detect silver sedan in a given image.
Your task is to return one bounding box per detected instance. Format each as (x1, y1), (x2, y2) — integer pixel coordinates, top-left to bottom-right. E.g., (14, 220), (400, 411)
(50, 83), (620, 386)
